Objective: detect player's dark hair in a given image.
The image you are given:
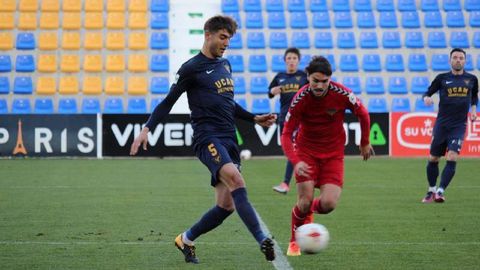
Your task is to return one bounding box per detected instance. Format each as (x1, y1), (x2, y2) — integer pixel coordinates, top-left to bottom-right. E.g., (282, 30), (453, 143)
(204, 15), (237, 36)
(284, 47), (301, 60)
(450, 48), (466, 58)
(305, 56), (332, 76)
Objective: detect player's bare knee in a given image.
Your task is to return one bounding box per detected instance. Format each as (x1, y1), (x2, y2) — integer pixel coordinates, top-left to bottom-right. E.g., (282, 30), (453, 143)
(428, 155), (440, 162)
(297, 198), (312, 214)
(321, 200), (337, 213)
(446, 151), (458, 161)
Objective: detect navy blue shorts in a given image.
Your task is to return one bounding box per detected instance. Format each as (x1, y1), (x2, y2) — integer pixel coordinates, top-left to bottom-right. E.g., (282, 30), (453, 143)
(430, 126), (465, 156)
(195, 137), (241, 187)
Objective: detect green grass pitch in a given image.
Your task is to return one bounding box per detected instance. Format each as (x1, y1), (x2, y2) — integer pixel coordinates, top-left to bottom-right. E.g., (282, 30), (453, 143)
(1, 157), (479, 269)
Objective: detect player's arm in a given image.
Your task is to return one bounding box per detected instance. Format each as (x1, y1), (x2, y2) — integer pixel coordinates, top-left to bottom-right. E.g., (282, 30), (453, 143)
(281, 111), (301, 165)
(234, 103), (277, 127)
(349, 96), (374, 160)
(423, 75), (442, 106)
(471, 77), (478, 121)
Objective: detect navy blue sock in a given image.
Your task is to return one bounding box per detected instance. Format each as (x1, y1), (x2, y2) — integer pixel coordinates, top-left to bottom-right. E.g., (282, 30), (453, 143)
(283, 160), (294, 185)
(231, 187), (266, 244)
(186, 205), (233, 241)
(426, 161), (439, 188)
(439, 161), (456, 190)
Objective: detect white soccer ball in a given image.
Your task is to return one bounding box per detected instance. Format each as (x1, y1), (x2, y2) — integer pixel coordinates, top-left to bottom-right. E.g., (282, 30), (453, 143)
(240, 149), (252, 160)
(295, 223), (330, 254)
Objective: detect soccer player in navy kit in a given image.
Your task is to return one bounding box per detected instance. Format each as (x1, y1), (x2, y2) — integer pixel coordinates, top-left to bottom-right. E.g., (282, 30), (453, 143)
(130, 16), (276, 263)
(269, 48), (308, 194)
(422, 48), (478, 203)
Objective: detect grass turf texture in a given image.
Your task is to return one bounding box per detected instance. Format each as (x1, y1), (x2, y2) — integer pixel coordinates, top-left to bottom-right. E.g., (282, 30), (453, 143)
(1, 158), (479, 269)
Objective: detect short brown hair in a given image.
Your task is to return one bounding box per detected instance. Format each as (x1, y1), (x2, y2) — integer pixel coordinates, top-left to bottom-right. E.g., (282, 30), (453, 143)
(204, 15), (237, 36)
(305, 56), (332, 76)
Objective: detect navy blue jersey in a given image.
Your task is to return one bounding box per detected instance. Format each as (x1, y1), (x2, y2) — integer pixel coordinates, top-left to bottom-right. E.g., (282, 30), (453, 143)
(268, 71), (308, 122)
(424, 71), (478, 131)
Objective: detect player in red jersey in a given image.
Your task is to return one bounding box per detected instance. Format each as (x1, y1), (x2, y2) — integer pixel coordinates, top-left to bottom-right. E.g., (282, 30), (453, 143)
(281, 56), (374, 256)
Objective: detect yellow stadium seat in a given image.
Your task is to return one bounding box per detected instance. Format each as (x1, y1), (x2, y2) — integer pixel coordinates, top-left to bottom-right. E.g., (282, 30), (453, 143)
(40, 12), (59, 29)
(106, 32), (125, 50)
(84, 32), (102, 50)
(41, 0), (60, 11)
(0, 0), (16, 11)
(128, 76), (148, 95)
(128, 32), (148, 50)
(128, 55), (148, 72)
(36, 77), (56, 95)
(0, 32), (13, 50)
(84, 12), (103, 29)
(107, 0), (124, 11)
(106, 55), (125, 72)
(82, 76), (102, 95)
(62, 32), (81, 50)
(128, 12), (148, 29)
(62, 0), (81, 11)
(85, 0), (102, 11)
(38, 32), (58, 50)
(106, 12), (125, 29)
(105, 77), (124, 95)
(38, 55), (57, 72)
(83, 55), (102, 72)
(129, 0), (147, 11)
(18, 12), (37, 30)
(19, 0), (37, 11)
(63, 12), (81, 29)
(59, 76), (79, 95)
(60, 55), (80, 72)
(0, 13), (14, 29)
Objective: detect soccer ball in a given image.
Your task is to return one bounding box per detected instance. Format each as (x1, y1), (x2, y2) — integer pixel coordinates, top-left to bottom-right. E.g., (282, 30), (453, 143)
(295, 223), (330, 254)
(240, 149), (252, 160)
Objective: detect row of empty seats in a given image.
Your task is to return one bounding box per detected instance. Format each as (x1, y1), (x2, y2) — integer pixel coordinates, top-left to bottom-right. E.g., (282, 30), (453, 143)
(0, 0), (169, 12)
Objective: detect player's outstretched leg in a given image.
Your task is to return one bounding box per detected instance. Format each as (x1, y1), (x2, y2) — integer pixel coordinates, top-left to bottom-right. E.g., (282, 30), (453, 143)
(260, 238), (275, 261)
(174, 234), (199, 264)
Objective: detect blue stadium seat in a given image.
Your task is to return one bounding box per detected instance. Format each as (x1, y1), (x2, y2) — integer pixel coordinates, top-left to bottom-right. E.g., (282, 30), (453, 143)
(431, 54), (450, 71)
(357, 12), (376, 28)
(0, 55), (11, 72)
(150, 55), (169, 72)
(342, 76), (362, 94)
(151, 12), (169, 29)
(355, 0), (372, 11)
(224, 12), (242, 28)
(391, 97), (411, 112)
(34, 98), (54, 114)
(229, 33), (243, 49)
(222, 0), (239, 12)
(245, 12), (264, 28)
(266, 0), (284, 11)
(247, 32), (266, 49)
(12, 98), (31, 114)
(428, 31), (447, 48)
(299, 54), (312, 70)
(82, 98), (101, 114)
(16, 33), (35, 50)
(411, 76), (430, 94)
(16, 55), (35, 72)
(465, 54), (474, 71)
(443, 0), (461, 11)
(250, 76), (269, 94)
(58, 98), (77, 114)
(0, 99), (7, 113)
(466, 0), (480, 11)
(0, 77), (9, 94)
(408, 54), (428, 71)
(13, 77), (33, 94)
(315, 32), (333, 48)
(291, 32), (310, 48)
(379, 12), (398, 28)
(376, 0), (395, 11)
(334, 12), (353, 28)
(151, 0), (169, 12)
(405, 31), (424, 48)
(150, 32), (169, 49)
(473, 32), (480, 47)
(362, 54), (381, 71)
(337, 32), (356, 48)
(290, 12), (309, 28)
(469, 11), (480, 27)
(359, 32), (378, 48)
(446, 11), (465, 27)
(367, 98), (388, 112)
(268, 12), (286, 29)
(251, 98), (271, 113)
(382, 31), (401, 48)
(312, 12), (331, 28)
(249, 55), (267, 72)
(476, 55), (480, 70)
(339, 54), (359, 71)
(269, 32), (288, 48)
(233, 76), (246, 94)
(402, 11), (420, 28)
(226, 55), (244, 72)
(104, 98), (124, 113)
(398, 0), (416, 11)
(244, 0), (262, 11)
(128, 98), (147, 114)
(274, 99), (280, 113)
(332, 0), (350, 11)
(271, 55), (285, 72)
(424, 11), (443, 27)
(385, 54), (405, 71)
(150, 97), (163, 112)
(414, 97), (434, 112)
(150, 77), (169, 94)
(236, 98), (248, 110)
(365, 77), (385, 94)
(310, 0), (328, 11)
(288, 0), (306, 11)
(421, 0), (439, 11)
(450, 31), (470, 48)
(388, 77), (408, 94)
(323, 54), (336, 71)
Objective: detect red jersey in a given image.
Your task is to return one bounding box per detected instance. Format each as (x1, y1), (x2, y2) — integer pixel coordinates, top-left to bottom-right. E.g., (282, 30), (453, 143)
(281, 81), (370, 164)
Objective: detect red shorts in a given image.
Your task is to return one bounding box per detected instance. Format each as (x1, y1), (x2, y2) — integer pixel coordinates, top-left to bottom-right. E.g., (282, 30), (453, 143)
(295, 154), (344, 188)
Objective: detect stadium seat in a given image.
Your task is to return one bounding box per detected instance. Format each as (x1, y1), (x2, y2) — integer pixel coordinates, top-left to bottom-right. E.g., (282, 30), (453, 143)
(332, 0), (350, 11)
(337, 32), (356, 48)
(408, 54), (428, 71)
(226, 55), (244, 72)
(150, 77), (169, 94)
(357, 12), (376, 28)
(129, 0), (147, 11)
(291, 32), (310, 48)
(274, 99), (280, 113)
(235, 98), (248, 110)
(16, 55), (35, 72)
(104, 98), (124, 113)
(388, 77), (408, 94)
(13, 77), (33, 94)
(431, 54), (450, 71)
(0, 98), (7, 113)
(382, 31), (401, 48)
(310, 0), (327, 11)
(60, 55), (80, 72)
(359, 32), (378, 48)
(37, 53), (57, 72)
(339, 54), (359, 71)
(150, 32), (169, 50)
(269, 32), (288, 48)
(342, 76), (362, 94)
(477, 55), (480, 70)
(290, 12), (308, 28)
(391, 97), (411, 112)
(62, 32), (80, 50)
(84, 32), (102, 50)
(106, 32), (125, 50)
(36, 77), (56, 95)
(402, 11), (420, 28)
(0, 13), (15, 30)
(59, 76), (79, 94)
(376, 0), (394, 11)
(245, 12), (263, 28)
(428, 31), (447, 48)
(465, 54), (474, 71)
(38, 32), (57, 50)
(128, 98), (147, 114)
(127, 76), (148, 95)
(129, 32), (148, 50)
(150, 97), (163, 112)
(443, 0), (461, 11)
(379, 11), (397, 28)
(151, 12), (169, 29)
(385, 54), (405, 71)
(271, 55), (286, 72)
(83, 55), (102, 72)
(150, 55), (169, 72)
(34, 98), (54, 114)
(222, 0), (239, 11)
(1, 0), (16, 11)
(233, 76), (246, 94)
(362, 54), (381, 71)
(57, 98), (77, 114)
(354, 0), (372, 11)
(405, 31), (424, 48)
(470, 11), (480, 27)
(0, 33), (13, 50)
(63, 0), (82, 11)
(421, 0), (439, 11)
(106, 12), (125, 29)
(312, 12), (331, 28)
(466, 0), (480, 11)
(446, 11), (465, 27)
(450, 31), (470, 48)
(266, 0), (284, 11)
(128, 55), (148, 72)
(84, 12), (103, 29)
(315, 32), (333, 48)
(247, 32), (266, 49)
(85, 0), (102, 11)
(365, 77), (385, 94)
(105, 77), (124, 95)
(63, 12), (81, 29)
(424, 11), (443, 28)
(411, 76), (430, 94)
(414, 97), (434, 112)
(249, 55), (267, 72)
(12, 98), (32, 114)
(398, 0), (416, 11)
(334, 12), (353, 28)
(229, 33), (243, 49)
(244, 0), (262, 11)
(288, 0), (306, 11)
(250, 76), (268, 94)
(82, 98), (101, 114)
(251, 98), (271, 113)
(105, 54), (125, 72)
(40, 12), (59, 29)
(473, 32), (480, 47)
(367, 98), (388, 112)
(16, 33), (35, 50)
(299, 54), (313, 70)
(0, 55), (12, 72)
(224, 12), (242, 28)
(323, 54), (336, 71)
(129, 12), (148, 29)
(151, 0), (169, 11)
(18, 13), (37, 30)
(0, 77), (9, 94)
(83, 76), (102, 95)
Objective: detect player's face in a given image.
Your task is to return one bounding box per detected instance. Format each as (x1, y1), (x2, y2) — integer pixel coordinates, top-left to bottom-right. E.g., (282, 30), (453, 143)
(450, 51), (466, 72)
(308, 72), (330, 97)
(206, 29), (232, 58)
(285, 53), (299, 73)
